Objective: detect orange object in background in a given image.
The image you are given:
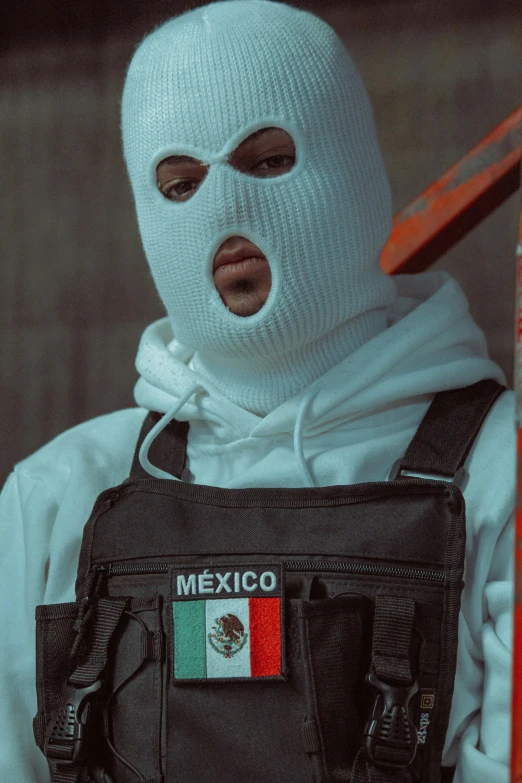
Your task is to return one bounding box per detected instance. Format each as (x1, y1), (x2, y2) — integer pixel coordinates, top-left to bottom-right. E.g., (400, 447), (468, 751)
(380, 106), (521, 276)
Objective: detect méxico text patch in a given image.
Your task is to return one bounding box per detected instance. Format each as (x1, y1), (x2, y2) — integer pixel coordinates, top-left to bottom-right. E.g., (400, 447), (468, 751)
(170, 563), (285, 682)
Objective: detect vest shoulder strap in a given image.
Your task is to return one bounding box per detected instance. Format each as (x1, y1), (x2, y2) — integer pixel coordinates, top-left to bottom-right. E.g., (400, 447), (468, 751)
(392, 378), (506, 481)
(129, 412), (189, 481)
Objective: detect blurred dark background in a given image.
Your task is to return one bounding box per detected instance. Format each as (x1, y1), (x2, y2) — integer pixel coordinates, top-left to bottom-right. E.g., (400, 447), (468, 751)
(2, 0), (520, 485)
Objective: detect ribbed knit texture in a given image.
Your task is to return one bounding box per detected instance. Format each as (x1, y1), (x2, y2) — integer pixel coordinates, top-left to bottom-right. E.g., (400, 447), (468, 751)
(121, 0), (397, 415)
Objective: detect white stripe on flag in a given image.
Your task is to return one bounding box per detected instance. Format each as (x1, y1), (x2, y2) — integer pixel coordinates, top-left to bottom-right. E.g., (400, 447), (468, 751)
(205, 598), (251, 679)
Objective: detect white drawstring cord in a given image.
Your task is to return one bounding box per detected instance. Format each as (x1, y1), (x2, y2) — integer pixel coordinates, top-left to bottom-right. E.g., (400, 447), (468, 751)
(139, 381), (203, 480)
(140, 379), (320, 487)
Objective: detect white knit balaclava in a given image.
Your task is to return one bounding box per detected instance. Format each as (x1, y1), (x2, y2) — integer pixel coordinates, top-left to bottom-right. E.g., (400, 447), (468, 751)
(122, 0), (397, 416)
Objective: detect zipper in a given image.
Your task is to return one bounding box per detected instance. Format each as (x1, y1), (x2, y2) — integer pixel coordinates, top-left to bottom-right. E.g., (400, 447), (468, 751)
(94, 560), (444, 582)
(95, 563), (170, 576)
(285, 560), (444, 582)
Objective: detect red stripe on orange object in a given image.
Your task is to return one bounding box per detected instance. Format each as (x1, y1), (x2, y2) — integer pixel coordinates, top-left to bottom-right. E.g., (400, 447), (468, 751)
(249, 598), (281, 677)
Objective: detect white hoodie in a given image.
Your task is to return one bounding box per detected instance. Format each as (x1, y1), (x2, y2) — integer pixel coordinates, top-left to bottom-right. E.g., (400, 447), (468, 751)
(0, 271), (514, 782)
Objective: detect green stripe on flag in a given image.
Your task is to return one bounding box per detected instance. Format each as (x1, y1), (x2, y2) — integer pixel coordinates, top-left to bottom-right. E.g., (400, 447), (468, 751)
(173, 600), (207, 679)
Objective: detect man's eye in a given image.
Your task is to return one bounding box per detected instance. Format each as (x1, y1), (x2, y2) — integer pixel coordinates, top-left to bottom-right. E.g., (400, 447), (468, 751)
(162, 180), (197, 201)
(254, 155), (295, 173)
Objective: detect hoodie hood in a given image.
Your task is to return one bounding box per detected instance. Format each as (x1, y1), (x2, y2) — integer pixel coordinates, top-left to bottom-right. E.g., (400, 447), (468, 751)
(134, 271), (505, 486)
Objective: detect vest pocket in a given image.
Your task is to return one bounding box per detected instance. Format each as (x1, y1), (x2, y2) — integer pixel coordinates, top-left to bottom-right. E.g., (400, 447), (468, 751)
(295, 595), (373, 782)
(34, 597), (164, 782)
(101, 595), (165, 783)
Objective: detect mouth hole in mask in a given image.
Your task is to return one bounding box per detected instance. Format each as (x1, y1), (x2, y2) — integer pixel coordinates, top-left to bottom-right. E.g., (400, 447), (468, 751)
(212, 235), (272, 318)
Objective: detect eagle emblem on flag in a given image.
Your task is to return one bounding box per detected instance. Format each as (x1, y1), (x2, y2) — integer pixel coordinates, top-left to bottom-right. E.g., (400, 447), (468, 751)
(208, 614), (249, 658)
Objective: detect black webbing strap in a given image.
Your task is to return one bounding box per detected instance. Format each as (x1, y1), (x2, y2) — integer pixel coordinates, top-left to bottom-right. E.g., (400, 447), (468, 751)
(48, 760), (98, 783)
(68, 598), (127, 688)
(394, 379), (505, 479)
(141, 629), (164, 662)
(129, 412), (189, 480)
(51, 767), (86, 783)
(351, 758), (411, 783)
(50, 766), (114, 783)
(372, 595), (415, 685)
(352, 595), (417, 783)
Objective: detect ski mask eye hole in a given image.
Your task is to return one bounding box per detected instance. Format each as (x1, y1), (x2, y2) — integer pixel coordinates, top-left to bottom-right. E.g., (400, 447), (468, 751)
(156, 128), (296, 202)
(156, 155), (209, 203)
(228, 127), (296, 178)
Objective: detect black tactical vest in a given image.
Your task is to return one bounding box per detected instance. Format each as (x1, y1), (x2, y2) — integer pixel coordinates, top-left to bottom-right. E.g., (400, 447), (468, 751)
(33, 379), (505, 783)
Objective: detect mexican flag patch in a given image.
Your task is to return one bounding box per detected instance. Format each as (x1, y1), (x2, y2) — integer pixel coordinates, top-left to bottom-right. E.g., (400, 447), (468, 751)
(170, 563), (285, 682)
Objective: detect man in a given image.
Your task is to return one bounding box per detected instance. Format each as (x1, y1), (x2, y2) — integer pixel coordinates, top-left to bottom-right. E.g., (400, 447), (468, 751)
(0, 1), (513, 781)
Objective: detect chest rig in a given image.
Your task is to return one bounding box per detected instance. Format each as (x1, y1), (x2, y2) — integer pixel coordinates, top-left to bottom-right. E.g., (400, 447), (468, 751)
(33, 379), (505, 783)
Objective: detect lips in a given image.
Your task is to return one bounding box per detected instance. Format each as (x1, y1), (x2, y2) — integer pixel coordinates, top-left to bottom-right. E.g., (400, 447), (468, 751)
(212, 236), (266, 272)
(212, 250), (266, 272)
(213, 256), (268, 283)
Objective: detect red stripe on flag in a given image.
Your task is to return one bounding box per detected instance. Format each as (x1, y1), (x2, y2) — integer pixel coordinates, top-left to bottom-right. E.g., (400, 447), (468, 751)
(249, 597), (281, 677)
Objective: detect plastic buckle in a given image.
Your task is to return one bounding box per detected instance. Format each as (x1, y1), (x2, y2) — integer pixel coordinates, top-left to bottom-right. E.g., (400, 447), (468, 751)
(44, 680), (102, 765)
(364, 671), (419, 769)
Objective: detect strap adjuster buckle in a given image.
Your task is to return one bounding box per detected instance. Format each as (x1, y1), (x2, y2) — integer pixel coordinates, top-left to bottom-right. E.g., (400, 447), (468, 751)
(364, 671), (419, 769)
(389, 458), (467, 490)
(44, 680), (102, 765)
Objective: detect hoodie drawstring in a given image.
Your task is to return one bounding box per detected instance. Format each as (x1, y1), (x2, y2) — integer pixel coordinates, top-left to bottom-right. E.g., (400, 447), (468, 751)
(140, 379), (319, 487)
(139, 381), (205, 480)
